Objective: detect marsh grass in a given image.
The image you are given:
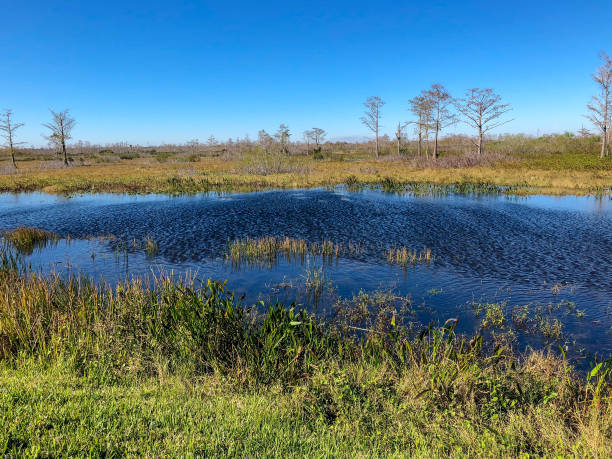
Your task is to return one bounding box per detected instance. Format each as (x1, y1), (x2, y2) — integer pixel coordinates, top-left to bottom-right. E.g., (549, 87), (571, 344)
(226, 236), (350, 268)
(303, 265), (333, 301)
(2, 153), (612, 196)
(3, 227), (59, 254)
(386, 246), (432, 266)
(145, 236), (158, 256)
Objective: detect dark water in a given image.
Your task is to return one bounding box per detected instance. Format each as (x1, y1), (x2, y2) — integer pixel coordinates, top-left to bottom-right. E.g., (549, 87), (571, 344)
(1, 189), (611, 364)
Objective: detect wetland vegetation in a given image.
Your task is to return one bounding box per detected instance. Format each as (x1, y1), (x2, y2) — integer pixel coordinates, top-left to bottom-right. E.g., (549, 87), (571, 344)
(2, 226), (58, 254)
(0, 247), (611, 456)
(0, 47), (610, 459)
(2, 144), (612, 196)
(1, 185), (611, 455)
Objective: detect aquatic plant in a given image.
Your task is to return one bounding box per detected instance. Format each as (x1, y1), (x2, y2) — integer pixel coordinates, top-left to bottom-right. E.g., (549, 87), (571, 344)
(538, 317), (563, 340)
(380, 176), (403, 192)
(386, 246), (432, 266)
(226, 236), (345, 268)
(2, 226), (59, 254)
(145, 236), (158, 256)
(303, 265), (333, 301)
(344, 174), (361, 190)
(472, 300), (508, 329)
(334, 289), (413, 336)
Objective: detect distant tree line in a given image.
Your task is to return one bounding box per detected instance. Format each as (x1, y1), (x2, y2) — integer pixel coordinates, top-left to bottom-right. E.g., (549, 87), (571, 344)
(1, 51), (609, 168)
(363, 84), (512, 160)
(360, 51), (610, 159)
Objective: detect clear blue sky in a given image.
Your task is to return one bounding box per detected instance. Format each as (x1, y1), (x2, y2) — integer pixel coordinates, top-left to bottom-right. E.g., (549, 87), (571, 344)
(2, 0), (611, 146)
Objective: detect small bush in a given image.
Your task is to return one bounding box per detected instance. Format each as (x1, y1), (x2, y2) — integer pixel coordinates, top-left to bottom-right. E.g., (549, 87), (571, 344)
(118, 152), (140, 160)
(238, 148), (309, 175)
(154, 152), (174, 162)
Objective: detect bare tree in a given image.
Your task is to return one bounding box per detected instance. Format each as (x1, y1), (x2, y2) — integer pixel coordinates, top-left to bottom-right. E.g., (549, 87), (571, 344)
(455, 88), (513, 155)
(310, 127), (326, 153)
(274, 124), (291, 154)
(586, 52), (611, 158)
(43, 109), (76, 166)
(408, 95), (433, 157)
(423, 84), (456, 159)
(258, 129), (273, 153)
(303, 130), (314, 155)
(207, 135), (218, 147)
(395, 122), (408, 156)
(577, 125), (592, 137)
(0, 109), (24, 169)
(187, 138), (200, 154)
(361, 96), (385, 158)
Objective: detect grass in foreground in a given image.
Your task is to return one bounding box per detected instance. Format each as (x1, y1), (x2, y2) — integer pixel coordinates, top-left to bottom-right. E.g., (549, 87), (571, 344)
(0, 251), (611, 456)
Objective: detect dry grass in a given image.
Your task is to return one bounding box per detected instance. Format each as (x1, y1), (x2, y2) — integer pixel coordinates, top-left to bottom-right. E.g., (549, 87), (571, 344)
(1, 155), (611, 195)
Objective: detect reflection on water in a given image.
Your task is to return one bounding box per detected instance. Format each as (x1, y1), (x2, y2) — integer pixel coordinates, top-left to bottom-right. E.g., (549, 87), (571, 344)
(1, 188), (611, 365)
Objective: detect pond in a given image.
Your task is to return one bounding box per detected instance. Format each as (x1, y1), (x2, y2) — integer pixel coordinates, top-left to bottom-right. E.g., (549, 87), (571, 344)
(1, 188), (611, 366)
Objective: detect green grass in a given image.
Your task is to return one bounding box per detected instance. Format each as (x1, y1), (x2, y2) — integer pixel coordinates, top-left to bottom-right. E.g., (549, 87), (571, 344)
(303, 265), (333, 300)
(2, 356), (610, 457)
(0, 249), (611, 456)
(519, 152), (612, 171)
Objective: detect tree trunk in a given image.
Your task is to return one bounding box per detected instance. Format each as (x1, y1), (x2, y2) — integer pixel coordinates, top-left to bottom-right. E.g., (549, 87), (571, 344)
(602, 128), (608, 158)
(417, 129), (422, 157)
(396, 122), (401, 157)
(478, 129), (483, 155)
(433, 127), (439, 159)
(375, 127), (379, 158)
(62, 140), (68, 166)
(10, 149), (17, 169)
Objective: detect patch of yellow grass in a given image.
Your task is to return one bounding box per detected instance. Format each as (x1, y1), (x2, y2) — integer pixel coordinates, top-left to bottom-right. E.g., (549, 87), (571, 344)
(1, 156), (611, 195)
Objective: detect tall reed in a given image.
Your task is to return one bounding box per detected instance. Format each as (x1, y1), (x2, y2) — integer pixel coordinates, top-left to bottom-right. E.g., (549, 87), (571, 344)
(226, 236), (346, 267)
(386, 246), (433, 266)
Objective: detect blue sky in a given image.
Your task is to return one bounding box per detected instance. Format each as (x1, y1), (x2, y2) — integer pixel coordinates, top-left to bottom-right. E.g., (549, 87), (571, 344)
(2, 0), (611, 145)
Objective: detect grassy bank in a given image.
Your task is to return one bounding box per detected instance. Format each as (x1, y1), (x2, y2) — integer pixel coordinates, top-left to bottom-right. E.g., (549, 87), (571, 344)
(2, 153), (612, 195)
(0, 251), (611, 456)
